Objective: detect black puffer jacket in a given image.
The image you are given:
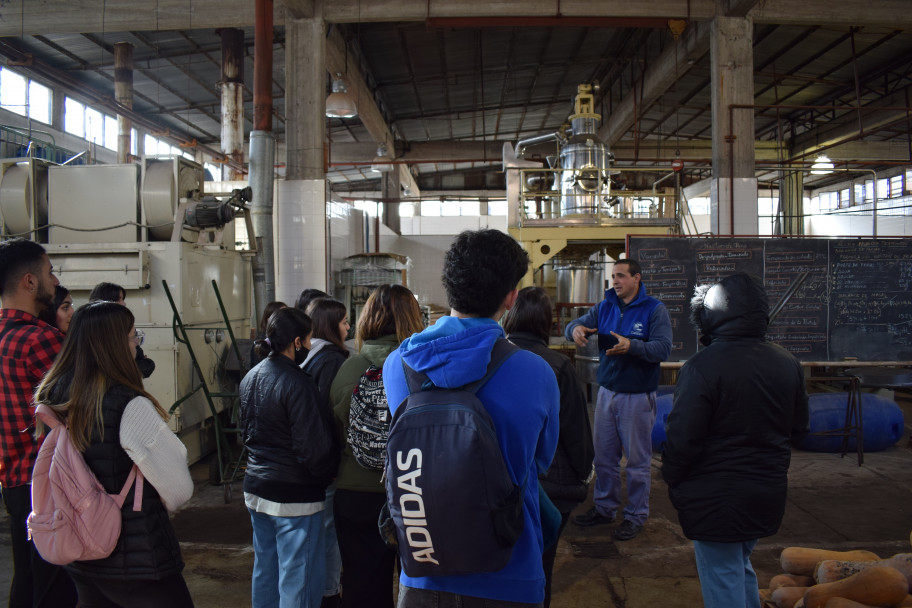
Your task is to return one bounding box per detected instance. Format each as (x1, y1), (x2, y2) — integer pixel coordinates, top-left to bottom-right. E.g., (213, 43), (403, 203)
(303, 342), (349, 409)
(661, 273), (809, 542)
(240, 353), (340, 504)
(67, 385), (183, 580)
(508, 332), (594, 511)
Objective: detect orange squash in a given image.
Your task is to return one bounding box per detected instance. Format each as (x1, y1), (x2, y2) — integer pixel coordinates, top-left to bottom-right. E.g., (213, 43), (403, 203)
(815, 554), (912, 588)
(803, 566), (909, 608)
(781, 548), (881, 576)
(823, 599), (880, 608)
(772, 574), (817, 590)
(773, 586), (811, 608)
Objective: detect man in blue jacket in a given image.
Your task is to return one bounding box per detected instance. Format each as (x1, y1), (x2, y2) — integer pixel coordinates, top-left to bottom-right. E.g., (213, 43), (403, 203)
(384, 229), (560, 606)
(564, 258), (671, 540)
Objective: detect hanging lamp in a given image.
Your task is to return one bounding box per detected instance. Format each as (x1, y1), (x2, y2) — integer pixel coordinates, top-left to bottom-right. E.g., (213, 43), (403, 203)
(325, 73), (357, 118)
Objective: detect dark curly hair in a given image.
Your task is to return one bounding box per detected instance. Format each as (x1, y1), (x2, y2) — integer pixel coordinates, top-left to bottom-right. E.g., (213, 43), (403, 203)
(442, 229), (530, 318)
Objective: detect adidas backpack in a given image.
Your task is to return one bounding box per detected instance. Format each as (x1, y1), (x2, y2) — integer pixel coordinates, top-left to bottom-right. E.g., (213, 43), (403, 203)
(348, 365), (390, 470)
(27, 404), (144, 565)
(384, 338), (525, 578)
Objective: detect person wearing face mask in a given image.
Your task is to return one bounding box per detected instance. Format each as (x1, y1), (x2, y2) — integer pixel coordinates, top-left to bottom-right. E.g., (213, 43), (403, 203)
(240, 307), (342, 608)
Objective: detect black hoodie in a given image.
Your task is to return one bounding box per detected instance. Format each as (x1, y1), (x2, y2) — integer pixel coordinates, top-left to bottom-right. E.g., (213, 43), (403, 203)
(661, 272), (809, 542)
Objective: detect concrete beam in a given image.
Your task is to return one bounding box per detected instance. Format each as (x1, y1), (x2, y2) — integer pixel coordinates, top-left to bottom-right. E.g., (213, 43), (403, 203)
(599, 21), (711, 147)
(3, 0), (911, 35)
(333, 138), (782, 162)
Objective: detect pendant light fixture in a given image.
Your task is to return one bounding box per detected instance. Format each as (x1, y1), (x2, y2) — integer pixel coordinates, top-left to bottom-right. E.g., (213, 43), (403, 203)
(371, 143), (394, 173)
(810, 154), (834, 175)
(325, 73), (357, 118)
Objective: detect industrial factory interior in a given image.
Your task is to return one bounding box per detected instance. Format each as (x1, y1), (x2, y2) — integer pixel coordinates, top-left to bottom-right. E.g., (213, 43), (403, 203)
(1, 0), (911, 606)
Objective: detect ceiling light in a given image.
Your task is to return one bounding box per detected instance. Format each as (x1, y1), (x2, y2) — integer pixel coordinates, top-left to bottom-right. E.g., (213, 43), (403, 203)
(325, 74), (357, 118)
(810, 154), (834, 175)
(371, 144), (393, 173)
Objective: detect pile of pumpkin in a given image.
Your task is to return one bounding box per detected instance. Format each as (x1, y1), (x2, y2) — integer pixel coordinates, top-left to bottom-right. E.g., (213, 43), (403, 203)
(761, 537), (912, 608)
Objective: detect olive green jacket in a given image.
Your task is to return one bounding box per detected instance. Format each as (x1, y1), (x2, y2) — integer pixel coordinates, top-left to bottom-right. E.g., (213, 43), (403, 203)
(329, 334), (400, 492)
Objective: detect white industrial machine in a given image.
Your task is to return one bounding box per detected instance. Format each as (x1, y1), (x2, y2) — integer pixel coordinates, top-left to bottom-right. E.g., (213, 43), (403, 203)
(0, 155), (253, 466)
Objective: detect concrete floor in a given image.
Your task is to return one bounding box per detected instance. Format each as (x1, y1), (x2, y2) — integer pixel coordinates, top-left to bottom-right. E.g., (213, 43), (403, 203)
(2, 394), (910, 607)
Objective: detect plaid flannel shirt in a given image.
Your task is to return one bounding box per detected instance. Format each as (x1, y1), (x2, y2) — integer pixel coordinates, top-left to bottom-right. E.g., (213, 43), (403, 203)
(0, 309), (63, 488)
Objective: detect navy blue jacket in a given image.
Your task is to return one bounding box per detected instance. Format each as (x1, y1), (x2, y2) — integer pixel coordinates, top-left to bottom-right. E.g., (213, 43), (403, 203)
(565, 283), (672, 393)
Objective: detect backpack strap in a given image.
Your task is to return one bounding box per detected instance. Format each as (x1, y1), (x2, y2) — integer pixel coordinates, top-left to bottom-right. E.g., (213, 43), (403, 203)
(116, 466), (144, 512)
(401, 337), (518, 395)
(35, 405), (144, 511)
(34, 403), (63, 430)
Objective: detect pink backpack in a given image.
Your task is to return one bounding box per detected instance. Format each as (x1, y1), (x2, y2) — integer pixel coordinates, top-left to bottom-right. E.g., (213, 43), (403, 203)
(27, 403), (144, 565)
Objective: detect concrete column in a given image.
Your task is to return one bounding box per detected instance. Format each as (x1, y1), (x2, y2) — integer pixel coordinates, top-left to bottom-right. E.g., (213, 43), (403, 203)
(779, 171), (805, 235)
(710, 16), (757, 235)
(381, 169), (401, 235)
(220, 28), (245, 181)
(51, 85), (65, 131)
(277, 15), (329, 298)
(113, 42), (133, 164)
(285, 17), (325, 180)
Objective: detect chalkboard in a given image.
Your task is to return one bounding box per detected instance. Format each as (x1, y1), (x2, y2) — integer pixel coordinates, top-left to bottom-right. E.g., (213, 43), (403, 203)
(628, 236), (912, 362)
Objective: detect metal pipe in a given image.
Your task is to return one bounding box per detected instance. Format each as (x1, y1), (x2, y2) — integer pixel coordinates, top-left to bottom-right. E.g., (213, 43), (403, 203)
(652, 171), (676, 195)
(114, 42), (133, 164)
(253, 0), (273, 132)
(515, 132), (563, 156)
(249, 130), (276, 319)
(249, 0), (276, 324)
(220, 28), (245, 181)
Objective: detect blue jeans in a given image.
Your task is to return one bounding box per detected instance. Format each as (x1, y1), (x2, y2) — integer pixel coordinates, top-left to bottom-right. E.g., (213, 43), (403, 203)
(592, 387), (656, 525)
(323, 483), (342, 597)
(249, 508), (326, 608)
(692, 539), (761, 608)
(398, 585), (541, 608)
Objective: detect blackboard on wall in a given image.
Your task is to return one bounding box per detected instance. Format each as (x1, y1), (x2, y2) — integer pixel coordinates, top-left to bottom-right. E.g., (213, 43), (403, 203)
(627, 236), (912, 362)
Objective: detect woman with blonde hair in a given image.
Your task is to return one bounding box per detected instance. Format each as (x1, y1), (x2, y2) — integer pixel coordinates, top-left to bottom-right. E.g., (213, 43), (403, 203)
(328, 284), (424, 608)
(34, 301), (195, 607)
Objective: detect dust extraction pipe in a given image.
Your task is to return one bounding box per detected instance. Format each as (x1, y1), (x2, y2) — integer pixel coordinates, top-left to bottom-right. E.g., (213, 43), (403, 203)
(249, 0), (276, 322)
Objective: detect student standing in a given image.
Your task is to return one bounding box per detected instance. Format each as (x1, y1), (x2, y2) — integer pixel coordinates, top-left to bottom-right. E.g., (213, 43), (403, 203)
(0, 238), (77, 607)
(330, 284), (425, 608)
(383, 229), (560, 606)
(240, 308), (340, 608)
(34, 301), (195, 607)
(504, 287), (594, 608)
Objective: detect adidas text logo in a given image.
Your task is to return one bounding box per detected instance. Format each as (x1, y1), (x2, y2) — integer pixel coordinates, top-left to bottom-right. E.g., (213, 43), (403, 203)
(396, 448), (439, 565)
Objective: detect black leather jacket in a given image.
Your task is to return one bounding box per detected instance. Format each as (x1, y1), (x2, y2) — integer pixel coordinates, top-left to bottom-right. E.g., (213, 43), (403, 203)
(240, 353), (340, 503)
(508, 332), (594, 511)
(661, 273), (809, 542)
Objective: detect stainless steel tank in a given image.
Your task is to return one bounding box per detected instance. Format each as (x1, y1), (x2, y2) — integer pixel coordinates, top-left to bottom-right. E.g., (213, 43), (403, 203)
(555, 262), (605, 304)
(558, 84), (614, 217)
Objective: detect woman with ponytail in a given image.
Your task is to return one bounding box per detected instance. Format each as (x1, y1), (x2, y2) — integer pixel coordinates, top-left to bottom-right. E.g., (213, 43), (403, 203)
(240, 307), (341, 608)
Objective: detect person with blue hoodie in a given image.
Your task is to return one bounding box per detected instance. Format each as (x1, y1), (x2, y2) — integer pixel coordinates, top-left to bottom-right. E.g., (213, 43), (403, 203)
(565, 258), (672, 541)
(383, 229), (560, 607)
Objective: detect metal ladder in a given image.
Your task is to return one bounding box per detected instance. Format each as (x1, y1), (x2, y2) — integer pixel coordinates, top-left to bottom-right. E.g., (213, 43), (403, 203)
(162, 278), (248, 503)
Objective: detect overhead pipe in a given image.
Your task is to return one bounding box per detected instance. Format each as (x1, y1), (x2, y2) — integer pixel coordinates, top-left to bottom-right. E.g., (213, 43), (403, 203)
(0, 39), (245, 174)
(515, 131), (565, 156)
(219, 28), (245, 181)
(249, 0), (276, 323)
(113, 42), (133, 164)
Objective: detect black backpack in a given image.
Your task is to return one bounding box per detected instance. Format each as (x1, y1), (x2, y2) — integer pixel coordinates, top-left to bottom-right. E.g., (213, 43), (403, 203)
(348, 365), (389, 470)
(384, 338), (525, 577)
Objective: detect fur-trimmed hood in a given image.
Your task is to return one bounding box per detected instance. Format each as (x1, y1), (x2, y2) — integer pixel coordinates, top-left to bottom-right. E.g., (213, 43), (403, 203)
(690, 272), (769, 346)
